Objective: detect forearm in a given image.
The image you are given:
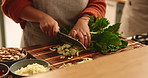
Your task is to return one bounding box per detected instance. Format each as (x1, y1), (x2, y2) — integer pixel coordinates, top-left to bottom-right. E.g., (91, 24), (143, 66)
(1, 0), (33, 23)
(80, 14), (90, 22)
(20, 5), (50, 22)
(80, 0), (106, 18)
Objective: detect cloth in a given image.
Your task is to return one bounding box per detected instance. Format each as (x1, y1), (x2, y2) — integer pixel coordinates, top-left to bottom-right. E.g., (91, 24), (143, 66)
(21, 0), (89, 47)
(1, 0), (106, 47)
(1, 0), (33, 29)
(1, 0), (106, 29)
(119, 0), (148, 37)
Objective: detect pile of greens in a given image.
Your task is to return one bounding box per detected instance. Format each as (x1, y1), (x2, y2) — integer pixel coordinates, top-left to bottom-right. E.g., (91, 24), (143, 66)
(88, 16), (128, 54)
(61, 16), (128, 54)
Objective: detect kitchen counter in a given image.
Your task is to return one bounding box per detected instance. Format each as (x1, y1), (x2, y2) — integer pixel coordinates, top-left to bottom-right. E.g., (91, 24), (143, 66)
(22, 39), (145, 70)
(26, 46), (148, 78)
(8, 39), (146, 78)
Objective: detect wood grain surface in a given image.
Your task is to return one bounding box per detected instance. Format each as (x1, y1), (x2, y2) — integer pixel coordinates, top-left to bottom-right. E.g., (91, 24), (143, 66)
(26, 46), (148, 78)
(24, 39), (146, 70)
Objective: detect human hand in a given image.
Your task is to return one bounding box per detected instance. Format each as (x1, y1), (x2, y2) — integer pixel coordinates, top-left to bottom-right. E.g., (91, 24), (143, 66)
(69, 16), (91, 47)
(39, 16), (60, 37)
(19, 6), (60, 36)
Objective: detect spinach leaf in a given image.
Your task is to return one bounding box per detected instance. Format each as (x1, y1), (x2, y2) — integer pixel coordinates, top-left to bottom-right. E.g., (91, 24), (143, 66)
(97, 31), (121, 45)
(105, 23), (121, 33)
(88, 16), (128, 54)
(61, 16), (128, 54)
(119, 39), (128, 48)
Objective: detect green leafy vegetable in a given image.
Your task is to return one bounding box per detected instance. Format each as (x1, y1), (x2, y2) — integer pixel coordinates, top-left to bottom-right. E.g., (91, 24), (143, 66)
(105, 23), (121, 33)
(88, 16), (128, 54)
(60, 16), (128, 54)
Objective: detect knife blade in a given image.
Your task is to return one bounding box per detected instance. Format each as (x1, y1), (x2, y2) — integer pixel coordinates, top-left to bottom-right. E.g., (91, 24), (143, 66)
(58, 32), (86, 50)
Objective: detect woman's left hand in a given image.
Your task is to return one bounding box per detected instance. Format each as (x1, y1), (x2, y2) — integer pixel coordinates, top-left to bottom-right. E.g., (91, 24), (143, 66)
(69, 16), (91, 47)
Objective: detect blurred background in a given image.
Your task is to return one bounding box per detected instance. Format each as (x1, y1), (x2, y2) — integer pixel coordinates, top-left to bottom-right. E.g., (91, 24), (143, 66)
(0, 0), (147, 48)
(0, 0), (22, 48)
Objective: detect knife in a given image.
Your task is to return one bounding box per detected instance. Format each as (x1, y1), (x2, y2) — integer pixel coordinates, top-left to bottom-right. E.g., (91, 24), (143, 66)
(58, 32), (86, 50)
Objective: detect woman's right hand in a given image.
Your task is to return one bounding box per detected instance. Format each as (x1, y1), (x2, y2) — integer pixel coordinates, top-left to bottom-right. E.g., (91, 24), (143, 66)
(20, 6), (59, 37)
(39, 16), (60, 37)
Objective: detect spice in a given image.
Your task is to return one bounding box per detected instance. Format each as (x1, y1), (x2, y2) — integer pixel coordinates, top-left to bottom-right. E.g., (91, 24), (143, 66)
(0, 70), (6, 76)
(0, 48), (25, 61)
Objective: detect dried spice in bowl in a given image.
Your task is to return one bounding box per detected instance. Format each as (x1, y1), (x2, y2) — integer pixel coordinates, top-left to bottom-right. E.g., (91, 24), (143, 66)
(0, 48), (26, 61)
(0, 69), (6, 76)
(0, 47), (27, 66)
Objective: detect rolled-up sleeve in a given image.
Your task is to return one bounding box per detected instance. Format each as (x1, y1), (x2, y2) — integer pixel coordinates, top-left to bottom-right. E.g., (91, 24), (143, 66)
(80, 0), (106, 18)
(1, 0), (32, 28)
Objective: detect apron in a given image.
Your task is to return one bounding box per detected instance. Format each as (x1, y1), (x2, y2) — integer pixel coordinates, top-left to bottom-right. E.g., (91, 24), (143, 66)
(119, 0), (148, 37)
(21, 0), (89, 47)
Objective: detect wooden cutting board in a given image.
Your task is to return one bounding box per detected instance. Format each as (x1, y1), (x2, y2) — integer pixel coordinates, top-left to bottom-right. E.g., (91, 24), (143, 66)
(24, 39), (146, 70)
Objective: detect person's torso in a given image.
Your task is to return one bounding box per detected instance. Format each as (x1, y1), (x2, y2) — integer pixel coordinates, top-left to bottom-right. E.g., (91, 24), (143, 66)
(21, 0), (89, 47)
(32, 0), (89, 27)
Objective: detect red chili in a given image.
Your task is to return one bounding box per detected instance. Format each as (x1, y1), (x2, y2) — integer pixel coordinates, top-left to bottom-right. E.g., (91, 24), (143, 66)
(0, 70), (6, 76)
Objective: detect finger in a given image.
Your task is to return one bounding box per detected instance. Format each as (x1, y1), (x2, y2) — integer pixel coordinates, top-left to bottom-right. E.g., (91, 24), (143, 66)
(44, 31), (48, 35)
(77, 31), (84, 45)
(41, 26), (48, 35)
(84, 34), (88, 47)
(45, 26), (50, 35)
(82, 32), (89, 47)
(44, 28), (49, 35)
(73, 30), (77, 38)
(78, 29), (88, 47)
(53, 26), (60, 37)
(70, 30), (74, 37)
(40, 25), (45, 32)
(87, 33), (91, 46)
(40, 26), (44, 32)
(40, 23), (50, 35)
(70, 30), (77, 38)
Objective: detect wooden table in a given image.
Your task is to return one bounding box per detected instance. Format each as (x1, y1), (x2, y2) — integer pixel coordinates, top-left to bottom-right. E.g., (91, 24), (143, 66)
(26, 46), (148, 78)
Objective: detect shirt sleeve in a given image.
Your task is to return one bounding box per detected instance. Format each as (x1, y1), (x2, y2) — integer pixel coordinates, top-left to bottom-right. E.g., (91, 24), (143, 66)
(80, 0), (106, 18)
(1, 0), (33, 28)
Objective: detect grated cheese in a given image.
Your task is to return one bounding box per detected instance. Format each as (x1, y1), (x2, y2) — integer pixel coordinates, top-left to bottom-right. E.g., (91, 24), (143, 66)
(15, 63), (49, 76)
